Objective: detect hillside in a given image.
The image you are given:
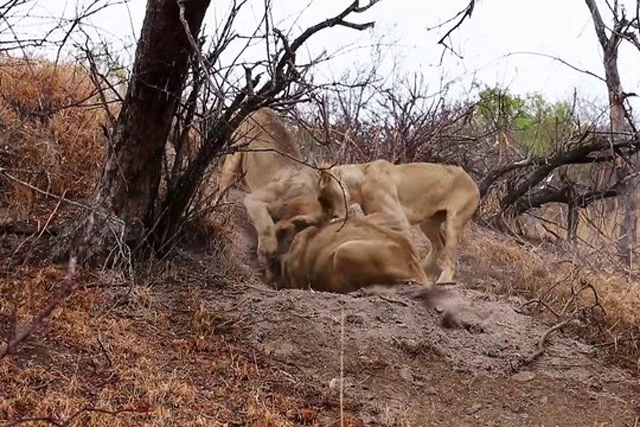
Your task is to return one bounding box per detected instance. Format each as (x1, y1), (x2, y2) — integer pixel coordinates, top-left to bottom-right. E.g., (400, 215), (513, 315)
(1, 194), (639, 426)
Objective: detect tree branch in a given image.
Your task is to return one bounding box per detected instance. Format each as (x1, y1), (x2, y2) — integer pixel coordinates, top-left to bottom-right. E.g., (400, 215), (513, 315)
(507, 169), (640, 217)
(498, 133), (639, 209)
(585, 0), (610, 49)
(437, 0), (475, 55)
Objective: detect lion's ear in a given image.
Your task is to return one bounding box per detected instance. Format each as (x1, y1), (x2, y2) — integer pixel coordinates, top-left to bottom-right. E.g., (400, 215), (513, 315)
(275, 222), (294, 243)
(274, 215), (315, 254)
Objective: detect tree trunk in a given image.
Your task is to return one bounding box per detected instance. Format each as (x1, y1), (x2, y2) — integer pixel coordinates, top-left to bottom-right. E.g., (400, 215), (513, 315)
(602, 35), (636, 263)
(585, 0), (637, 263)
(567, 203), (579, 244)
(607, 67), (637, 265)
(68, 0), (211, 264)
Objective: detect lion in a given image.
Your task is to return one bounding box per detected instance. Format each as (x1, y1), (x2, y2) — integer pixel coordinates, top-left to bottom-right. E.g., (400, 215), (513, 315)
(218, 107), (325, 264)
(218, 107), (304, 193)
(317, 159), (480, 285)
(267, 212), (437, 295)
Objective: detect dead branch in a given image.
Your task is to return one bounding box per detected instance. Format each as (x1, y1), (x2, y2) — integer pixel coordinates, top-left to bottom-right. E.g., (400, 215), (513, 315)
(507, 169), (640, 217)
(517, 271), (605, 368)
(177, 0), (224, 104)
(494, 131), (639, 213)
(84, 47), (118, 127)
(518, 298), (560, 320)
(0, 167), (90, 210)
(503, 51), (605, 83)
(436, 0), (475, 57)
(524, 319), (572, 365)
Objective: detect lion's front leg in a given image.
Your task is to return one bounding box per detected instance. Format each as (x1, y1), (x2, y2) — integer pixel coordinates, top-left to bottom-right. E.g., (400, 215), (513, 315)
(217, 152), (243, 200)
(419, 218), (445, 278)
(436, 215), (464, 284)
(243, 191), (278, 263)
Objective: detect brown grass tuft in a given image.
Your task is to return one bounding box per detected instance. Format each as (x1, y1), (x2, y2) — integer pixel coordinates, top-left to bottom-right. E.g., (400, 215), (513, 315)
(0, 56), (109, 214)
(462, 224), (640, 366)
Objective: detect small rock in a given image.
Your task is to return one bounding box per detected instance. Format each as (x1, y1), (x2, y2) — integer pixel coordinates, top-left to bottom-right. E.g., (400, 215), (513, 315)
(511, 371), (536, 383)
(487, 349), (499, 358)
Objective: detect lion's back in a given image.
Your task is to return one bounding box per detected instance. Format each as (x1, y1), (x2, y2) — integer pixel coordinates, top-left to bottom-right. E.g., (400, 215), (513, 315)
(299, 218), (421, 291)
(232, 108), (303, 190)
(359, 160), (479, 222)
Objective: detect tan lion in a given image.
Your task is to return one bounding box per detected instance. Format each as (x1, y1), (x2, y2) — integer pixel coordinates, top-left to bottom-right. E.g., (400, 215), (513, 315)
(218, 107), (303, 193)
(218, 107), (325, 264)
(267, 213), (436, 295)
(317, 159), (480, 284)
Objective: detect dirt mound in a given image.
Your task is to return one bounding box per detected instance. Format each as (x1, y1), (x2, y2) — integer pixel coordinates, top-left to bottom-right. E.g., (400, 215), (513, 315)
(221, 198), (639, 425)
(222, 278), (635, 425)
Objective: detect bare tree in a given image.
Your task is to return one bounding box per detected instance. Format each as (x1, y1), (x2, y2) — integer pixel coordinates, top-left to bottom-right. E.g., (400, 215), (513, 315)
(429, 0), (640, 254)
(60, 0), (381, 265)
(63, 0), (212, 265)
(585, 0), (639, 262)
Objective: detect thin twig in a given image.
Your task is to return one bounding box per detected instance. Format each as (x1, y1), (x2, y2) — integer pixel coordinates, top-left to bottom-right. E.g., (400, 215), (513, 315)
(523, 319), (571, 365)
(339, 303), (345, 427)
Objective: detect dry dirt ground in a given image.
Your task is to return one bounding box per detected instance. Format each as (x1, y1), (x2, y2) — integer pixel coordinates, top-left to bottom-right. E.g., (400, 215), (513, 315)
(1, 196), (640, 426)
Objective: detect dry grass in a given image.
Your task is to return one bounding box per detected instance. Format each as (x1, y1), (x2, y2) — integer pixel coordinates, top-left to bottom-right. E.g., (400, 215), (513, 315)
(461, 223), (640, 367)
(0, 262), (329, 426)
(0, 56), (109, 214)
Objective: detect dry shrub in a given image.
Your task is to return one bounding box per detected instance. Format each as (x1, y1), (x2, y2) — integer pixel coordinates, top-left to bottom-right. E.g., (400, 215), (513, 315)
(246, 393), (299, 427)
(0, 265), (65, 326)
(463, 224), (640, 366)
(0, 56), (108, 214)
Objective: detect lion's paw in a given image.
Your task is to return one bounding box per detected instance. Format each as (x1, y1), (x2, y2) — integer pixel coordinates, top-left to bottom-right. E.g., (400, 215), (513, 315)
(257, 234), (278, 258)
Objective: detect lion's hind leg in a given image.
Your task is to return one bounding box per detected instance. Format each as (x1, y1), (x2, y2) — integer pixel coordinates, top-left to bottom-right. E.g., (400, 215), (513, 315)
(329, 239), (427, 293)
(419, 212), (447, 279)
(436, 192), (478, 284)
